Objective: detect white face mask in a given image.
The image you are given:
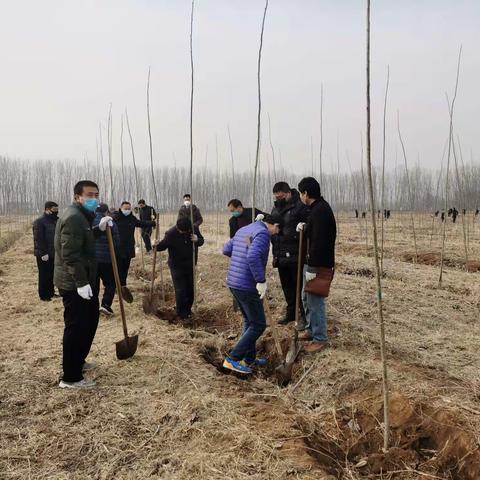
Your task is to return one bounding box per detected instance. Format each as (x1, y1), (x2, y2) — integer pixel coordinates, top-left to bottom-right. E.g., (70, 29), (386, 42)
(184, 200), (191, 207)
(121, 209), (132, 216)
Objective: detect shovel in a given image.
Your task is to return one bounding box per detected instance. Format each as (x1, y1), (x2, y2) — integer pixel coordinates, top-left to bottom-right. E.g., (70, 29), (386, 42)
(106, 226), (138, 360)
(142, 223), (164, 314)
(263, 298), (294, 384)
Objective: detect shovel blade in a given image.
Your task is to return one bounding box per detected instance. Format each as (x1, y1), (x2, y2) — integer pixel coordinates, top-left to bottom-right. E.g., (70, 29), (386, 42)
(142, 294), (159, 314)
(115, 335), (139, 360)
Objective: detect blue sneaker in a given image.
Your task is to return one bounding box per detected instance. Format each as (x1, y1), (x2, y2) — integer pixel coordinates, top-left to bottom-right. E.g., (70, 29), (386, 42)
(223, 357), (253, 374)
(242, 357), (269, 367)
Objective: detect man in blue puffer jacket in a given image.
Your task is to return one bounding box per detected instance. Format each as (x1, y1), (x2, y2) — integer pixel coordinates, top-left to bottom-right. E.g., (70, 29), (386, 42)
(222, 214), (283, 374)
(93, 204), (121, 315)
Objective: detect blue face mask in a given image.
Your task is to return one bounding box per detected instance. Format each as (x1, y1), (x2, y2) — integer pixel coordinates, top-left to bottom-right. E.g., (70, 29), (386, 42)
(232, 211), (242, 218)
(83, 198), (99, 212)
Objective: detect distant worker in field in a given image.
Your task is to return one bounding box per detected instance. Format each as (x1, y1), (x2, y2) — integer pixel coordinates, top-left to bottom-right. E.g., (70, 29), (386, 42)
(434, 210), (439, 217)
(114, 201), (156, 303)
(227, 199), (264, 238)
(178, 194), (203, 228)
(222, 214), (283, 374)
(476, 208), (479, 217)
(137, 199), (157, 254)
(355, 209), (359, 219)
(441, 211), (445, 222)
(93, 203), (120, 316)
(296, 177), (336, 354)
(33, 201), (59, 301)
(270, 182), (309, 326)
(452, 207), (458, 223)
(154, 217), (204, 320)
(362, 211), (366, 219)
(387, 210), (391, 219)
(54, 180), (113, 389)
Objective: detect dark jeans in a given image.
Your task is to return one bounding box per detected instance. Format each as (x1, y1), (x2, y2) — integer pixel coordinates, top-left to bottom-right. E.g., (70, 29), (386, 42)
(117, 256), (132, 286)
(229, 288), (266, 364)
(36, 256), (55, 300)
(278, 263), (305, 321)
(171, 266), (194, 319)
(142, 228), (152, 252)
(95, 262), (116, 307)
(60, 289), (100, 383)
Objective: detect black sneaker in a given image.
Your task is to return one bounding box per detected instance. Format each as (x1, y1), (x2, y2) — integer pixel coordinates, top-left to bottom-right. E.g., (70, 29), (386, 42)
(40, 298), (52, 302)
(100, 305), (114, 315)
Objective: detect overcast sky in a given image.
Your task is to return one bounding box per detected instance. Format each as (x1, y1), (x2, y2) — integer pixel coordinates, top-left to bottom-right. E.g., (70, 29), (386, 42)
(0, 0), (478, 174)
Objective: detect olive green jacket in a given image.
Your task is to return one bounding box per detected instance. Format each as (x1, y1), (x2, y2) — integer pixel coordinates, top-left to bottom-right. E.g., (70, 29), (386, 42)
(54, 203), (102, 291)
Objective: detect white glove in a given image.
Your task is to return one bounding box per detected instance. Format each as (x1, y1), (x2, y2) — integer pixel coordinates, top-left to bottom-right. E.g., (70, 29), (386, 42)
(191, 234), (198, 243)
(305, 271), (316, 282)
(99, 216), (113, 232)
(41, 254), (49, 262)
(296, 222), (306, 232)
(256, 282), (267, 299)
(77, 284), (93, 300)
(255, 213), (265, 222)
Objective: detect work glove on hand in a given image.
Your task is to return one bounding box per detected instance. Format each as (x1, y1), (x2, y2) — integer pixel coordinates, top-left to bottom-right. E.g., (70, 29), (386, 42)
(77, 284), (93, 300)
(191, 234), (198, 243)
(305, 271), (317, 282)
(255, 213), (265, 222)
(296, 222), (306, 232)
(256, 282), (267, 299)
(99, 216), (113, 232)
(41, 254), (49, 262)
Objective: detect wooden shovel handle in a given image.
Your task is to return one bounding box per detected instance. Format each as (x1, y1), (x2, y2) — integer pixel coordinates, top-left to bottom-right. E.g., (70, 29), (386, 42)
(106, 226), (129, 340)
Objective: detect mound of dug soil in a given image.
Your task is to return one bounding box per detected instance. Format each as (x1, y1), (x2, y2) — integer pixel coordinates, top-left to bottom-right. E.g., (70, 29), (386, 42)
(296, 392), (480, 479)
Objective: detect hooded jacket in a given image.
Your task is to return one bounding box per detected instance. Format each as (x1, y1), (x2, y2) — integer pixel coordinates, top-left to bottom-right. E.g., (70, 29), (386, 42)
(223, 221), (271, 292)
(270, 189), (310, 266)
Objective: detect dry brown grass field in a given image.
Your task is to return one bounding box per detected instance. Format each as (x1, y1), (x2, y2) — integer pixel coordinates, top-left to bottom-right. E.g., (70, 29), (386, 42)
(1, 211), (480, 479)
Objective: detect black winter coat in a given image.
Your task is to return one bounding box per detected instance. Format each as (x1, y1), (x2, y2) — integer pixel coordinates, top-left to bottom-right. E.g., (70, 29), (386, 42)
(139, 205), (157, 225)
(114, 212), (155, 259)
(156, 225), (204, 271)
(271, 190), (310, 267)
(229, 208), (263, 238)
(305, 198), (336, 270)
(33, 213), (58, 257)
(178, 205), (203, 227)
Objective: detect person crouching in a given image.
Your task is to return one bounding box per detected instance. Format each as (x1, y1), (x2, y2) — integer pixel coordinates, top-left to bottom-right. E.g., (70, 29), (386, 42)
(222, 214), (282, 375)
(154, 217), (204, 320)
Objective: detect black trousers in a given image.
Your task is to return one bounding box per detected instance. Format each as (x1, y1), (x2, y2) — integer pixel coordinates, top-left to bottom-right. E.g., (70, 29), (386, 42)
(95, 262), (116, 307)
(170, 266), (194, 319)
(117, 256), (132, 286)
(141, 228), (152, 252)
(36, 256), (55, 300)
(278, 263), (304, 321)
(60, 290), (100, 383)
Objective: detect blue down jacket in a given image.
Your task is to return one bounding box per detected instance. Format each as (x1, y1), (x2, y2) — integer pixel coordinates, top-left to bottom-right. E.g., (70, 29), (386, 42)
(93, 212), (121, 264)
(223, 221), (271, 292)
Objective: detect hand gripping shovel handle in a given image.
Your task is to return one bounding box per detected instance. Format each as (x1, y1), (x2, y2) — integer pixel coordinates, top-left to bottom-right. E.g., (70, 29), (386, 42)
(106, 226), (129, 340)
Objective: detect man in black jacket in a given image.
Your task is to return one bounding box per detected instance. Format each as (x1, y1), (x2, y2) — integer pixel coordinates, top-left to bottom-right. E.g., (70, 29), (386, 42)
(178, 194), (203, 228)
(33, 201), (59, 301)
(138, 199), (157, 253)
(227, 199), (264, 238)
(115, 201), (156, 301)
(154, 217), (204, 320)
(270, 182), (310, 325)
(297, 177), (336, 354)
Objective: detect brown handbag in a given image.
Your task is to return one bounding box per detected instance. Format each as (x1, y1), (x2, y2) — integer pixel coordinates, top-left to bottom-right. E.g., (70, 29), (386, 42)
(304, 267), (335, 297)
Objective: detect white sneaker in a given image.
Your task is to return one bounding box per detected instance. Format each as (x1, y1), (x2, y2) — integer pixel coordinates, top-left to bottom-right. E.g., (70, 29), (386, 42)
(82, 361), (97, 372)
(59, 379), (96, 389)
(99, 305), (113, 316)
